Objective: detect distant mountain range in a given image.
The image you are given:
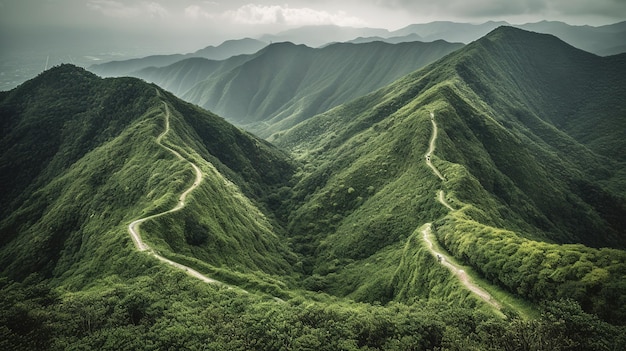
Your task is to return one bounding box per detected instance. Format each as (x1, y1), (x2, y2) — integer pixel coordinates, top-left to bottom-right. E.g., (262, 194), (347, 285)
(259, 25), (391, 47)
(132, 40), (463, 137)
(394, 20), (626, 56)
(88, 20), (626, 82)
(259, 20), (626, 55)
(83, 20), (626, 140)
(89, 38), (267, 77)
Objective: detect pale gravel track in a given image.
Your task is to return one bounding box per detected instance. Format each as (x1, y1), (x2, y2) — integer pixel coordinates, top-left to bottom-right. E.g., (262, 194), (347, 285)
(422, 111), (501, 309)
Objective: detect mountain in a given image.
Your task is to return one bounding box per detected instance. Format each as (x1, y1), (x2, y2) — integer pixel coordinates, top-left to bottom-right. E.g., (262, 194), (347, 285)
(89, 38), (267, 78)
(392, 20), (626, 56)
(2, 29), (626, 349)
(258, 25), (390, 47)
(392, 21), (507, 43)
(518, 21), (626, 56)
(134, 40), (463, 138)
(275, 26), (626, 323)
(0, 64), (297, 287)
(125, 55), (252, 98)
(347, 33), (423, 44)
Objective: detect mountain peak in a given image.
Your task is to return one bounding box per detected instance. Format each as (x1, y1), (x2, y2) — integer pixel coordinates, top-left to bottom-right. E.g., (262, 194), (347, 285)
(484, 25), (543, 39)
(37, 63), (95, 79)
(13, 64), (98, 93)
(478, 25), (580, 51)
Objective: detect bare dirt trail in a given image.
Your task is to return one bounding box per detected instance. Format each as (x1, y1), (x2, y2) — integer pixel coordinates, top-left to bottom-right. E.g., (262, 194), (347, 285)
(425, 112), (445, 181)
(422, 111), (500, 309)
(438, 190), (455, 211)
(128, 101), (219, 285)
(422, 224), (500, 308)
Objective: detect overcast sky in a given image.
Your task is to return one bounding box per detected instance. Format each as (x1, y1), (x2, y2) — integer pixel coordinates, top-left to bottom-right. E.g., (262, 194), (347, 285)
(1, 0), (625, 53)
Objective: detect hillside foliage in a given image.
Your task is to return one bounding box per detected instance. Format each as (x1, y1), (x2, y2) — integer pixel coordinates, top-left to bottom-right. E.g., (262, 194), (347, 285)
(2, 26), (626, 348)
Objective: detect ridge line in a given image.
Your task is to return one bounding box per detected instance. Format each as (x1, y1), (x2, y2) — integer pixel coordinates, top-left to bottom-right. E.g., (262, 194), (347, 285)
(422, 110), (500, 309)
(127, 100), (221, 286)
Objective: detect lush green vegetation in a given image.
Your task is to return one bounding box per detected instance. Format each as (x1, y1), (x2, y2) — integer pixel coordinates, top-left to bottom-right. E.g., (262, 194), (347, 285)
(2, 26), (626, 349)
(0, 65), (297, 288)
(2, 273), (625, 351)
(434, 209), (626, 324)
(275, 26), (626, 324)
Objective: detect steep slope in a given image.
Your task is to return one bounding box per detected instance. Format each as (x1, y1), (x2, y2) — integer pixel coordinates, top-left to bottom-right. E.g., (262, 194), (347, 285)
(276, 26), (626, 322)
(89, 38), (266, 78)
(129, 55), (252, 100)
(153, 40), (462, 138)
(0, 65), (297, 290)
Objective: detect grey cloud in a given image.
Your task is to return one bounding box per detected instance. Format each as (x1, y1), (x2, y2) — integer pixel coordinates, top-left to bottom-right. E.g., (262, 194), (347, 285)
(372, 0), (624, 19)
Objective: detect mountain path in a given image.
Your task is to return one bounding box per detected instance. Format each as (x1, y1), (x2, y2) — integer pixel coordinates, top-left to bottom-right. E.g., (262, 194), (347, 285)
(438, 190), (455, 211)
(422, 111), (501, 309)
(128, 101), (220, 285)
(425, 112), (445, 181)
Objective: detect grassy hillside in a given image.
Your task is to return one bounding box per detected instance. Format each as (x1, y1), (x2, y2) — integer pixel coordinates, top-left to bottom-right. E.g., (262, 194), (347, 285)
(0, 65), (296, 289)
(276, 26), (626, 323)
(132, 40), (463, 138)
(3, 27), (626, 347)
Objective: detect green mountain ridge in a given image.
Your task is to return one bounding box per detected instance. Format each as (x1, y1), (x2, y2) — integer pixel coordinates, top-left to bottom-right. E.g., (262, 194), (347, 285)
(0, 65), (296, 286)
(275, 26), (626, 322)
(132, 40), (463, 138)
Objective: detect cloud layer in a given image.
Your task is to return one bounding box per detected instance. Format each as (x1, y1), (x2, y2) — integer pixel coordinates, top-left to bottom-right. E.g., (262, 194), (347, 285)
(221, 4), (366, 26)
(372, 0), (626, 21)
(87, 1), (168, 19)
(1, 0), (624, 53)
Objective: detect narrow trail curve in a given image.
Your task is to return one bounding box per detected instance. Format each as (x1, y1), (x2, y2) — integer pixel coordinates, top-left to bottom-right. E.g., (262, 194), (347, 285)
(425, 112), (445, 181)
(438, 190), (455, 211)
(422, 111), (501, 309)
(128, 102), (219, 285)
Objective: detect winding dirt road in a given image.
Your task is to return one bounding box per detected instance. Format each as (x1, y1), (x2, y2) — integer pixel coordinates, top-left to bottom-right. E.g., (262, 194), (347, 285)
(128, 101), (219, 285)
(422, 112), (500, 309)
